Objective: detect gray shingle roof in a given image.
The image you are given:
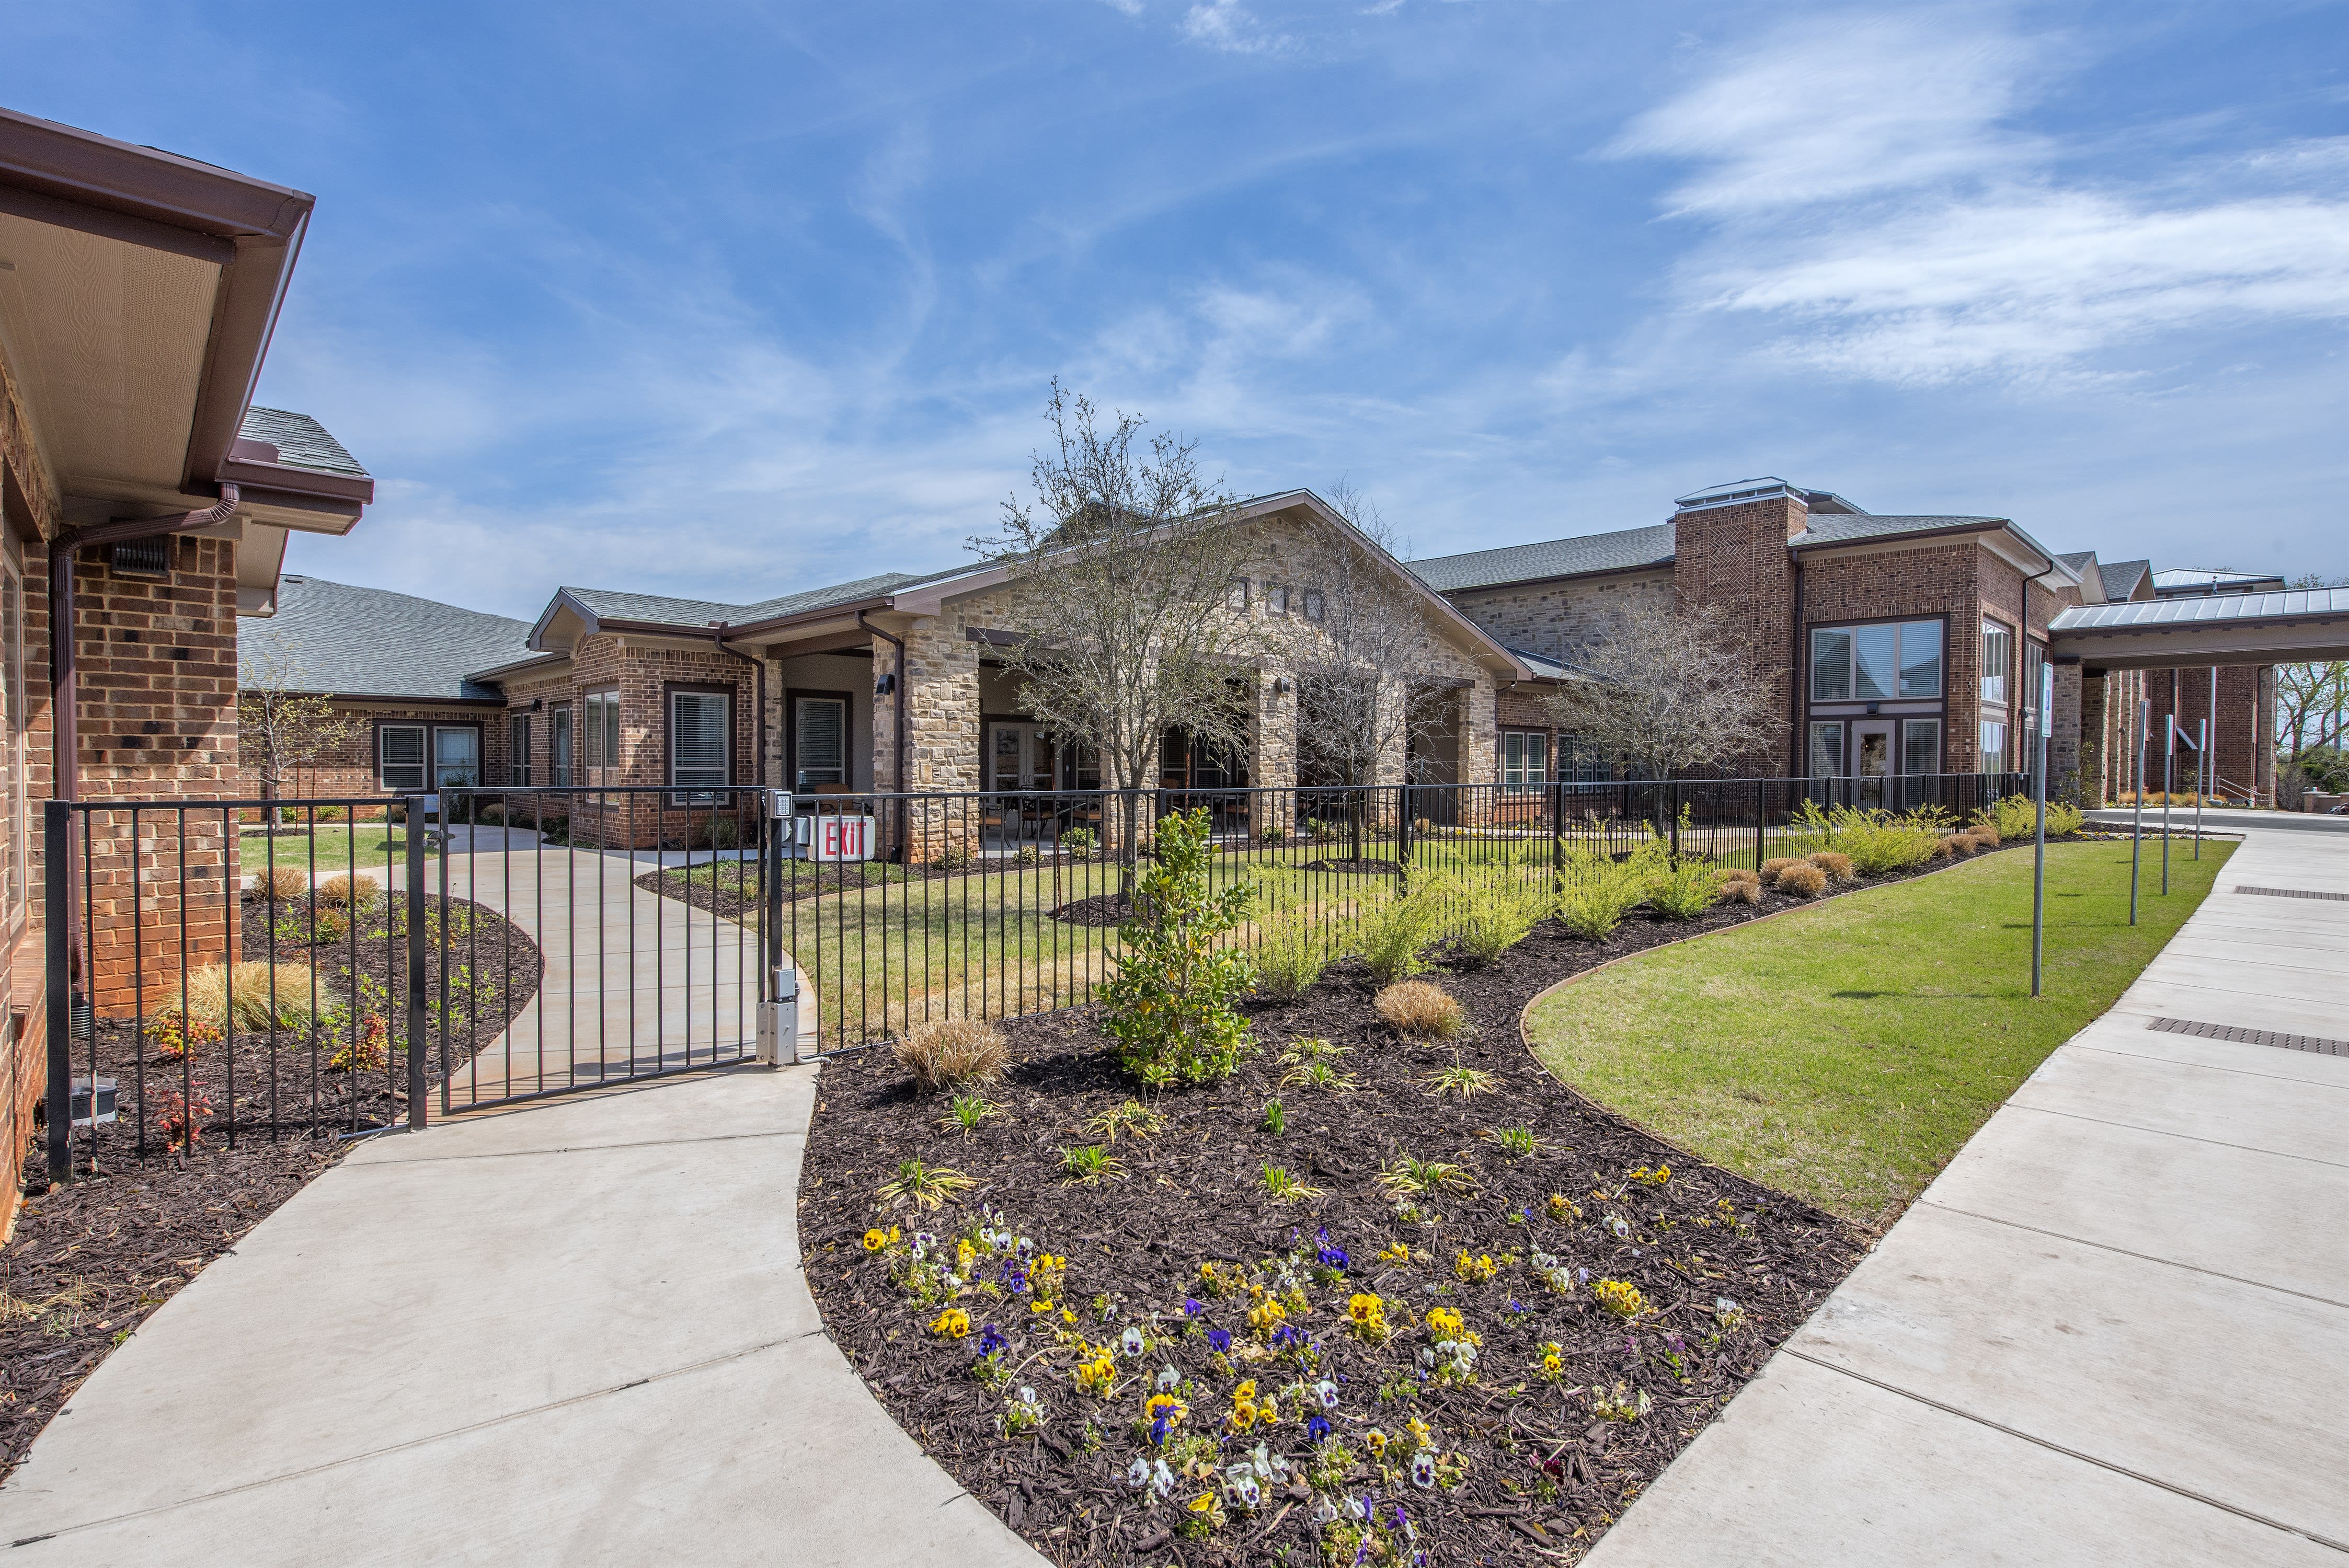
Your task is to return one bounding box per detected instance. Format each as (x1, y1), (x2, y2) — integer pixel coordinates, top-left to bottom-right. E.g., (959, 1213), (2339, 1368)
(1409, 524), (1677, 592)
(558, 570), (933, 631)
(243, 577), (532, 699)
(1793, 513), (2004, 545)
(237, 407), (370, 479)
(2100, 559), (2152, 600)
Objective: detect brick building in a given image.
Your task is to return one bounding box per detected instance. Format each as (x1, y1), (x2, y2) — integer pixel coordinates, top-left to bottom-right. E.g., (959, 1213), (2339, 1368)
(2, 108), (375, 1220)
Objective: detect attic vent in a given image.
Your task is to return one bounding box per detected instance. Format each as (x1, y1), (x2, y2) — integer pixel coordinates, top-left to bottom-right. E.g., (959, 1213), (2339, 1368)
(109, 537), (171, 580)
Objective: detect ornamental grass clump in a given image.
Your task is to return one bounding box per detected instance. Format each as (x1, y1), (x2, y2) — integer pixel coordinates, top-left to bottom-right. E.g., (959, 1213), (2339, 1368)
(893, 1017), (1008, 1092)
(249, 866), (307, 903)
(1757, 857), (1802, 886)
(1775, 862), (1828, 898)
(179, 961), (319, 1031)
(1099, 808), (1256, 1088)
(1374, 979), (1463, 1040)
(1353, 883), (1445, 984)
(1718, 870), (1762, 905)
(1806, 850), (1855, 884)
(313, 872), (379, 908)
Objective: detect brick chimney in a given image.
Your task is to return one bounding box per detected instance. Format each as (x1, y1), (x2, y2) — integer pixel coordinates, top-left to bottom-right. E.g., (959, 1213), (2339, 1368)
(1668, 478), (1807, 773)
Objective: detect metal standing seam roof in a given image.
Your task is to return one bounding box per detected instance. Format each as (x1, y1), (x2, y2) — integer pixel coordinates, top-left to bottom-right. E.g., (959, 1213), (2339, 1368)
(2049, 586), (2349, 632)
(236, 407), (371, 479)
(243, 577), (534, 699)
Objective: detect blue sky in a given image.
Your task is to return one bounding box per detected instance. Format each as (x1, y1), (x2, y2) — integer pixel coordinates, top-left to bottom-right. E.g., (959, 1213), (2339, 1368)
(18, 2), (2349, 618)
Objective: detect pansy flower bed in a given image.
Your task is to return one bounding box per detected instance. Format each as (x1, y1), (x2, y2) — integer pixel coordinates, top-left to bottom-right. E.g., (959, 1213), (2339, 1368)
(801, 900), (1875, 1565)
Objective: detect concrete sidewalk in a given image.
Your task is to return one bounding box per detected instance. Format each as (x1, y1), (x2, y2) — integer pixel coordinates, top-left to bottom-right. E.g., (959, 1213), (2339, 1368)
(1586, 824), (2349, 1566)
(0, 1067), (1041, 1567)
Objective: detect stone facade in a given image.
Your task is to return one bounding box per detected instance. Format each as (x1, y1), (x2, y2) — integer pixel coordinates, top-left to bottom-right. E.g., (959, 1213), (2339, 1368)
(1443, 570), (1670, 664)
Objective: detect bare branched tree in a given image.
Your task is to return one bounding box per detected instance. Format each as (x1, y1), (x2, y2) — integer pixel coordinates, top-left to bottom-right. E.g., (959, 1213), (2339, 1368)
(238, 632), (363, 824)
(2278, 573), (2349, 778)
(1543, 601), (1777, 779)
(1287, 480), (1446, 793)
(975, 383), (1264, 861)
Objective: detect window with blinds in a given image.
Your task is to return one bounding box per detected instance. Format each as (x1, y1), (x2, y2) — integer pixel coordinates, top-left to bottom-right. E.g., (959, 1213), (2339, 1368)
(671, 690), (731, 800)
(795, 696), (846, 790)
(380, 724), (427, 791)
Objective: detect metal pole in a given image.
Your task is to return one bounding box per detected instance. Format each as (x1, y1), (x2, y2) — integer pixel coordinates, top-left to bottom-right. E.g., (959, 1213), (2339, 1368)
(2032, 662), (2050, 997)
(2130, 698), (2146, 926)
(43, 801), (72, 1184)
(2161, 716), (2172, 896)
(2194, 717), (2206, 858)
(405, 806), (430, 1132)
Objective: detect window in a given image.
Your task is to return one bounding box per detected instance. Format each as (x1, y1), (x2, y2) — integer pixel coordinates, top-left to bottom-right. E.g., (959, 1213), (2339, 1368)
(1901, 718), (1942, 777)
(1503, 730), (1549, 791)
(1809, 620), (1943, 700)
(793, 695), (847, 791)
(380, 724), (427, 791)
(1265, 584), (1289, 616)
(434, 727), (480, 789)
(1980, 719), (2008, 770)
(671, 688), (732, 800)
(1303, 589), (1324, 622)
(510, 714), (532, 787)
(550, 706), (573, 787)
(1981, 619), (2012, 706)
(583, 689), (621, 781)
(1807, 721), (1844, 779)
(1227, 579), (1249, 612)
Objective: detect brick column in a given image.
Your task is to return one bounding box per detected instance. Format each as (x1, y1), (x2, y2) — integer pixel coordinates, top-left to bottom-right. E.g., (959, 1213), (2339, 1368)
(2076, 669), (2111, 805)
(2050, 664), (2084, 804)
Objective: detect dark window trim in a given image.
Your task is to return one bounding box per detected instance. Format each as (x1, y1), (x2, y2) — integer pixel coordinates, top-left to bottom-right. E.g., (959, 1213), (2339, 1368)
(373, 717), (484, 793)
(1805, 612), (1950, 704)
(509, 712), (532, 787)
(665, 679), (740, 802)
(786, 687), (854, 793)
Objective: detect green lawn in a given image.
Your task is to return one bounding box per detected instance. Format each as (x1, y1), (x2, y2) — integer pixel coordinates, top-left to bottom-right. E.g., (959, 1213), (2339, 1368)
(1525, 839), (2232, 1229)
(240, 822), (433, 874)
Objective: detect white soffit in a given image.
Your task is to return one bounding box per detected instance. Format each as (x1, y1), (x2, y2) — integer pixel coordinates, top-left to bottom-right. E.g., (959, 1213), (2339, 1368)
(0, 211), (217, 505)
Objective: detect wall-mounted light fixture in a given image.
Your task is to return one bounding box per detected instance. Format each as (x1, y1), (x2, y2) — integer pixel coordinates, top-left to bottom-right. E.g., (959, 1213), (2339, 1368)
(1274, 677), (1292, 694)
(875, 672), (897, 696)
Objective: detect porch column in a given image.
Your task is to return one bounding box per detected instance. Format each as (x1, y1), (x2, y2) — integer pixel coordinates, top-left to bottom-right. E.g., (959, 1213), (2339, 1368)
(2050, 664), (2084, 804)
(1252, 669), (1296, 791)
(1462, 676), (1498, 788)
(2076, 668), (2110, 805)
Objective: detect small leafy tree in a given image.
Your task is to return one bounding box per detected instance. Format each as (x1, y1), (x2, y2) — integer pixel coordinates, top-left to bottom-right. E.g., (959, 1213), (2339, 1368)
(1099, 808), (1255, 1087)
(239, 632), (362, 825)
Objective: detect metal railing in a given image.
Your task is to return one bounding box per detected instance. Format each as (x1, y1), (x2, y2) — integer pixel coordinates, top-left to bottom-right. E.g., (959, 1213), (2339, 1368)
(43, 771), (2026, 1173)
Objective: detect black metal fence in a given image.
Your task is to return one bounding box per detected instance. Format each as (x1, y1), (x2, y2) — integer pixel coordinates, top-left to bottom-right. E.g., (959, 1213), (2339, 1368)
(43, 772), (2025, 1174)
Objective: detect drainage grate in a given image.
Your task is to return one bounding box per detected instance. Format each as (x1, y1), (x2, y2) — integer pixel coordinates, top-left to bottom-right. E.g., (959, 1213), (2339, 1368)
(2148, 1017), (2349, 1058)
(2234, 885), (2349, 903)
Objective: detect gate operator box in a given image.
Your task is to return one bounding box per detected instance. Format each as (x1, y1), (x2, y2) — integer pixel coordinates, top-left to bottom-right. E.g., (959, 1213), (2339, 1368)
(758, 965), (800, 1065)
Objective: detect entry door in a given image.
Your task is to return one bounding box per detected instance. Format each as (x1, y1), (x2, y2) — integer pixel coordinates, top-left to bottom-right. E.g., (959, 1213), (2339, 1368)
(988, 723), (1053, 791)
(1852, 720), (1894, 806)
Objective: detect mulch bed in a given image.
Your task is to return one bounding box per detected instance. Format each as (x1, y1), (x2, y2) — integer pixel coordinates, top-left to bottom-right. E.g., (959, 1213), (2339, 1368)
(2, 886), (542, 1480)
(799, 841), (2062, 1565)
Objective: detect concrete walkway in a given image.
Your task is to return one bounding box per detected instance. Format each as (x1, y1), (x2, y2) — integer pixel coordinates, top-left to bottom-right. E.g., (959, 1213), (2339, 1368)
(1586, 823), (2349, 1566)
(0, 1067), (1042, 1566)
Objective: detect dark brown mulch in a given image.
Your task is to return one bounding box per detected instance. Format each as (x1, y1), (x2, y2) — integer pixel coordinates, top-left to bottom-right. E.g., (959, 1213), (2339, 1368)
(3, 887), (542, 1481)
(1299, 858), (1403, 875)
(1052, 893), (1133, 928)
(798, 848), (2054, 1566)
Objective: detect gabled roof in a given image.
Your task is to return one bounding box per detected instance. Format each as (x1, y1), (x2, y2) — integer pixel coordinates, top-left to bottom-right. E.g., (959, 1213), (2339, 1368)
(2100, 559), (2153, 601)
(1410, 524), (1676, 593)
(236, 408), (371, 480)
(243, 577), (533, 700)
(532, 571), (932, 649)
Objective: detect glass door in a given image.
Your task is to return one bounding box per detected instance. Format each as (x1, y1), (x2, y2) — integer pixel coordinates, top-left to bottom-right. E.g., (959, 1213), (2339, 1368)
(1852, 719), (1894, 806)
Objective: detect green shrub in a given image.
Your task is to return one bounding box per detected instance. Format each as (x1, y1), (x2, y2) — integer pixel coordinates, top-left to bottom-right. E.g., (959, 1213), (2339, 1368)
(1099, 808), (1256, 1088)
(1557, 843), (1661, 940)
(1354, 883), (1446, 983)
(1451, 874), (1551, 966)
(1979, 794), (2083, 839)
(1826, 808), (1941, 875)
(1059, 827), (1098, 861)
(1647, 859), (1722, 920)
(1253, 894), (1337, 1000)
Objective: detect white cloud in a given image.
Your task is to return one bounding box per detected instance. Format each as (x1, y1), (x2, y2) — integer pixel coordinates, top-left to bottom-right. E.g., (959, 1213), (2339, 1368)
(1182, 0), (1290, 56)
(1615, 12), (2349, 386)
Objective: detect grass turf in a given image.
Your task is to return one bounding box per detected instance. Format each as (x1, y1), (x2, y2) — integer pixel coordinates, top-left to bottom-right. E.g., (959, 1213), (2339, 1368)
(239, 822), (433, 873)
(1524, 837), (2232, 1229)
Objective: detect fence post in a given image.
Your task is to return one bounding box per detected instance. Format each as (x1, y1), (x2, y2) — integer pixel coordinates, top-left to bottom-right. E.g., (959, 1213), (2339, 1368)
(1755, 778), (1766, 871)
(1396, 783), (1412, 893)
(405, 807), (429, 1132)
(1549, 778), (1563, 895)
(43, 800), (72, 1185)
(1667, 779), (1681, 864)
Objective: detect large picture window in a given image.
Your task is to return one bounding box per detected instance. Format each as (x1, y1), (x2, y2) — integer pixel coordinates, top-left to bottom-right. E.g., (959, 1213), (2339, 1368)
(670, 688), (732, 800)
(1901, 718), (1942, 777)
(433, 727), (480, 789)
(509, 714), (531, 787)
(1807, 721), (1844, 779)
(1809, 620), (1943, 700)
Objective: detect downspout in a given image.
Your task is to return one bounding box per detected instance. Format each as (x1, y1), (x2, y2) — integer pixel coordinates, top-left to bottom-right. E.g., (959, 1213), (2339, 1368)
(712, 624), (766, 788)
(857, 609), (908, 795)
(46, 486), (239, 1098)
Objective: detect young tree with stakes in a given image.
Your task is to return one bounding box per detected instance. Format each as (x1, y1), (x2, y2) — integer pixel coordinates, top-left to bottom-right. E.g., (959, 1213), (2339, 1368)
(977, 383), (1264, 883)
(1543, 600), (1778, 781)
(238, 633), (363, 825)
